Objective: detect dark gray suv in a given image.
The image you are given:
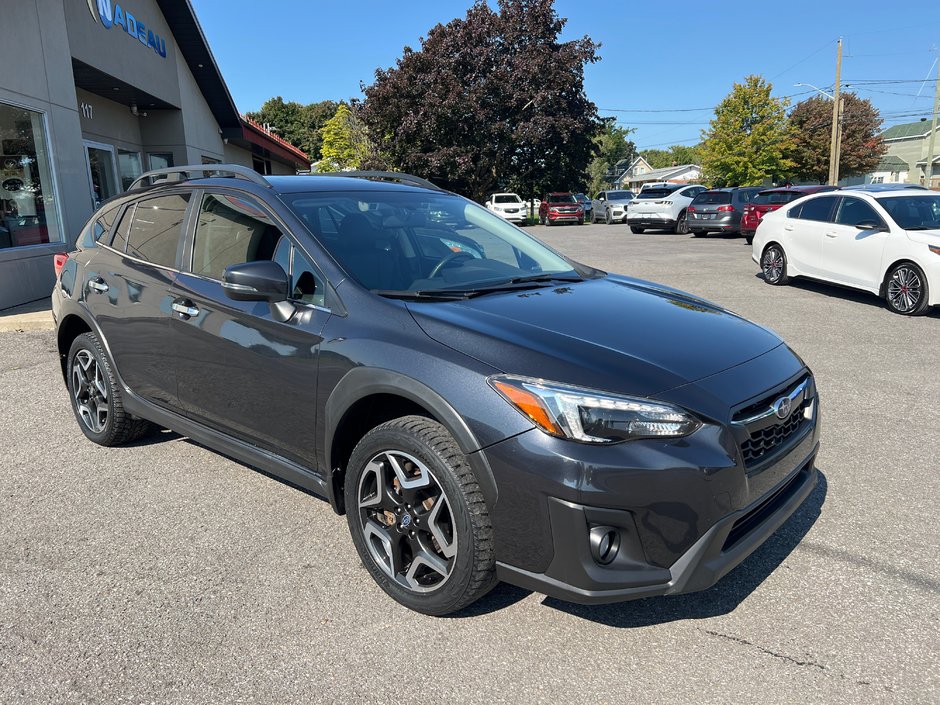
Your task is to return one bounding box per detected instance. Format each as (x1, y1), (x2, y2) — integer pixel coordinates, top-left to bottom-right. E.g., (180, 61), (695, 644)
(52, 165), (820, 615)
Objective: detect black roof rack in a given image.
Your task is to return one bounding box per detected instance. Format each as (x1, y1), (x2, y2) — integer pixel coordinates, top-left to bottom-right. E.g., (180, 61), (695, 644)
(314, 170), (445, 192)
(127, 164), (271, 191)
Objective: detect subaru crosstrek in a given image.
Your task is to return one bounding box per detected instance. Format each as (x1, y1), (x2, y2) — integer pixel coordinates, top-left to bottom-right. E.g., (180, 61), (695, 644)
(53, 165), (820, 615)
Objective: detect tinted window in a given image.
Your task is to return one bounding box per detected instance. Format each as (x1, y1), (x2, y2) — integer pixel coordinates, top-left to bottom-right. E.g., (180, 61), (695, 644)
(126, 194), (190, 267)
(191, 193), (283, 281)
(754, 191), (799, 205)
(111, 204), (135, 253)
(835, 197), (884, 228)
(735, 189), (760, 203)
(547, 194), (577, 203)
(607, 191), (634, 200)
(636, 188), (677, 200)
(793, 195), (837, 222)
(680, 187), (705, 198)
(290, 249), (326, 308)
(493, 195), (521, 204)
(692, 191), (731, 205)
(877, 195), (940, 229)
(80, 205), (120, 248)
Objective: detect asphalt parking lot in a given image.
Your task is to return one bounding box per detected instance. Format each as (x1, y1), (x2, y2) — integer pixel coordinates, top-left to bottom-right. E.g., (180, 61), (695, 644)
(1, 223), (938, 704)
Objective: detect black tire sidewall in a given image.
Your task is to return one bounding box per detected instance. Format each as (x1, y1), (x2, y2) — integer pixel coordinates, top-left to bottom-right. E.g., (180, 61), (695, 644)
(762, 244), (788, 286)
(344, 422), (488, 615)
(67, 333), (116, 444)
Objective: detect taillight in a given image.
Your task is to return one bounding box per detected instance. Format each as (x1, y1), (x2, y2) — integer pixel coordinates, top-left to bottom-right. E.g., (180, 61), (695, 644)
(53, 253), (69, 278)
(718, 205), (735, 212)
(687, 206), (697, 213)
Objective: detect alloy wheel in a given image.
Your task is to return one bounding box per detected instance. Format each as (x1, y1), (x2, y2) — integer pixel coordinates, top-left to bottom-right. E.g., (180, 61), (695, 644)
(762, 247), (784, 283)
(357, 450), (457, 593)
(72, 349), (108, 433)
(886, 266), (923, 313)
(676, 214), (689, 235)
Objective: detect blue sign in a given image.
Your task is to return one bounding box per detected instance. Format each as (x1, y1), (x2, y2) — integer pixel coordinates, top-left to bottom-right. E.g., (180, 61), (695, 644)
(88, 0), (168, 59)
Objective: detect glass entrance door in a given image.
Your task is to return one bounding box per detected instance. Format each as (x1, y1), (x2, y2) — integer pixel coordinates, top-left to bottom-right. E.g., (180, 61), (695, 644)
(83, 141), (119, 208)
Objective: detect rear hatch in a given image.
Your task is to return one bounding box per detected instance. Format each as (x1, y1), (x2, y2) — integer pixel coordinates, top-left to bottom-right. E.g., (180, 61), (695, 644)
(743, 191), (796, 226)
(690, 191), (732, 221)
(630, 188), (679, 215)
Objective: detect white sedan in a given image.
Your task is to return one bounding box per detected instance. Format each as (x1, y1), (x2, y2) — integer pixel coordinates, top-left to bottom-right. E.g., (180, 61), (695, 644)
(752, 186), (940, 315)
(484, 193), (528, 225)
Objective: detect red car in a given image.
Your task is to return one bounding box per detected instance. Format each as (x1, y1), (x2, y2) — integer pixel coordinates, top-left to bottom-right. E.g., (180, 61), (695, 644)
(538, 192), (584, 226)
(741, 185), (838, 243)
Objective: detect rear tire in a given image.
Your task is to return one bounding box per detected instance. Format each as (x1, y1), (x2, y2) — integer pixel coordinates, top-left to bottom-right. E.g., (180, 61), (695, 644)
(675, 211), (689, 235)
(344, 416), (497, 616)
(67, 332), (155, 446)
(693, 231), (707, 238)
(761, 243), (789, 286)
(744, 235), (754, 245)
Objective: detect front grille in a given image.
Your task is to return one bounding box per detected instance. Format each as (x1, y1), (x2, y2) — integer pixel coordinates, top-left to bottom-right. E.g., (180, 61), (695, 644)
(740, 397), (811, 466)
(733, 375), (814, 468)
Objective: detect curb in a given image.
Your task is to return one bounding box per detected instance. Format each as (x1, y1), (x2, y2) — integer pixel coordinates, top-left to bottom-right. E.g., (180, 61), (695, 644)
(0, 311), (55, 333)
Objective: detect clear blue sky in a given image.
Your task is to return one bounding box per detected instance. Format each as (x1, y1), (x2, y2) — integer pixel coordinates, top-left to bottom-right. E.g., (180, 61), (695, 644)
(191, 0), (940, 151)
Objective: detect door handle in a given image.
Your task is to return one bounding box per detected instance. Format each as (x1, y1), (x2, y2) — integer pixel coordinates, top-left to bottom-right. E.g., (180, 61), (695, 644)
(825, 231), (838, 238)
(172, 302), (200, 317)
(784, 225), (794, 231)
(87, 278), (109, 293)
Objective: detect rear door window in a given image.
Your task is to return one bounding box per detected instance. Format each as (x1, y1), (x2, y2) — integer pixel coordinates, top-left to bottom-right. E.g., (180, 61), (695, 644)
(792, 195), (838, 222)
(126, 193), (191, 267)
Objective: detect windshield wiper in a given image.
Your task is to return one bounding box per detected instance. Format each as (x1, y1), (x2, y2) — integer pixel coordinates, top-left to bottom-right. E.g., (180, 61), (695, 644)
(374, 289), (473, 300)
(505, 273), (584, 285)
(902, 225), (940, 231)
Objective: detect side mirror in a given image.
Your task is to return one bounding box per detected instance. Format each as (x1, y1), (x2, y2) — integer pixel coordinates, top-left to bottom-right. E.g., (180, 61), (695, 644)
(855, 220), (887, 232)
(222, 260), (289, 302)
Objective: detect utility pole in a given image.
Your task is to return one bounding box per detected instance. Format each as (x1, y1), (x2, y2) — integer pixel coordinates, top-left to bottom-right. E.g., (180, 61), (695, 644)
(925, 52), (940, 189)
(828, 38), (843, 186)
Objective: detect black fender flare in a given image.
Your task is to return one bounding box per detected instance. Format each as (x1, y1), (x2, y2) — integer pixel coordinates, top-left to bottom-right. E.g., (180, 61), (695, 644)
(323, 367), (498, 512)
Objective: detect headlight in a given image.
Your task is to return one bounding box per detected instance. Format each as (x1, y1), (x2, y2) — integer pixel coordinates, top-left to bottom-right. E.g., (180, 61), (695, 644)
(489, 375), (701, 444)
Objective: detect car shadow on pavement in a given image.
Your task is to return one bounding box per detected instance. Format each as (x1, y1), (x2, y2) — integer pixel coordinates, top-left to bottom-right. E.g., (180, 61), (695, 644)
(754, 274), (940, 317)
(537, 470), (828, 627)
(125, 427), (182, 447)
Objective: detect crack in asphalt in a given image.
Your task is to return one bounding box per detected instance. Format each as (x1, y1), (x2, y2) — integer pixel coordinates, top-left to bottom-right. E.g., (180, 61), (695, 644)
(702, 629), (828, 671)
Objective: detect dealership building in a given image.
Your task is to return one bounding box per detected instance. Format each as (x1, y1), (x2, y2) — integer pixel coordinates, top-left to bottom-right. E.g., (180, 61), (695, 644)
(0, 0), (310, 309)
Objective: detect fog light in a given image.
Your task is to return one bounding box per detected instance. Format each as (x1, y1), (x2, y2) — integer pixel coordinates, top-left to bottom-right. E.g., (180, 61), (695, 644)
(589, 525), (620, 565)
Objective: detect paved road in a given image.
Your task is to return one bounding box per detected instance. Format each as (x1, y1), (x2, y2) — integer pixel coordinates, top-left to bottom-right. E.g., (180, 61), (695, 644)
(1, 223), (938, 704)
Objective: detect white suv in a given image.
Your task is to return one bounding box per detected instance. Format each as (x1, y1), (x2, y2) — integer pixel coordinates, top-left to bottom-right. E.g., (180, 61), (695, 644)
(627, 184), (706, 234)
(484, 193), (528, 225)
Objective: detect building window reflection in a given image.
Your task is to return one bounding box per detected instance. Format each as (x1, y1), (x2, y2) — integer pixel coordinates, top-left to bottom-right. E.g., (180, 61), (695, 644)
(0, 102), (61, 250)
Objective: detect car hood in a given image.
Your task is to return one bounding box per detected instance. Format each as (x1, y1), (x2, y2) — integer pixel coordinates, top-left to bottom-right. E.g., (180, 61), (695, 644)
(407, 275), (784, 398)
(906, 229), (940, 245)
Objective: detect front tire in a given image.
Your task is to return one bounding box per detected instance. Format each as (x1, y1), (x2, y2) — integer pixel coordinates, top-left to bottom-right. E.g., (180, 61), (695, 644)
(761, 243), (789, 286)
(605, 210), (613, 225)
(884, 263), (930, 315)
(630, 226), (645, 234)
(67, 332), (154, 446)
(344, 416), (497, 615)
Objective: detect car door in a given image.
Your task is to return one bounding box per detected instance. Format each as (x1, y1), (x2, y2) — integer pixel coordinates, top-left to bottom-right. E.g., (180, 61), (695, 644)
(168, 189), (332, 469)
(821, 196), (890, 290)
(82, 192), (192, 408)
(781, 195), (839, 277)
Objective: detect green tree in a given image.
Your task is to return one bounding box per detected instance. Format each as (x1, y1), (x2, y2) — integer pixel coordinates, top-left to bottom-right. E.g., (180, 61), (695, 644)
(787, 93), (885, 183)
(245, 97), (338, 160)
(586, 118), (636, 194)
(639, 144), (702, 170)
(361, 0), (600, 202)
(318, 103), (371, 171)
(699, 75), (794, 187)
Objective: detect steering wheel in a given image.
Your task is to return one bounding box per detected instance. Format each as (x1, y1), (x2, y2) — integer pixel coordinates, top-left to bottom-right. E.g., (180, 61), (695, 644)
(429, 251), (475, 278)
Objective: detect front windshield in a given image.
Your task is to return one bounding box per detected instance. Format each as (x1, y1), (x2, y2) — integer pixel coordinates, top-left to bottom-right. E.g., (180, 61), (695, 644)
(493, 194), (521, 204)
(284, 190), (580, 294)
(548, 194), (577, 203)
(877, 195), (940, 230)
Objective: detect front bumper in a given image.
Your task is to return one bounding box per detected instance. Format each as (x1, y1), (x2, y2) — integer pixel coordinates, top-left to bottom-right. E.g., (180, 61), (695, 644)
(547, 211), (582, 223)
(493, 210), (527, 224)
(483, 362), (821, 605)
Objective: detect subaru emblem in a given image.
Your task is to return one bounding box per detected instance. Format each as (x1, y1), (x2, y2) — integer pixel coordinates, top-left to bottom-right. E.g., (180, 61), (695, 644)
(773, 396), (792, 420)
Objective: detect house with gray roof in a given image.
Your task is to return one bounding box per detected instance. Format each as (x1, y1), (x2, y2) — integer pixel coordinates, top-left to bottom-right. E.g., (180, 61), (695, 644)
(874, 119), (940, 188)
(615, 160), (701, 190)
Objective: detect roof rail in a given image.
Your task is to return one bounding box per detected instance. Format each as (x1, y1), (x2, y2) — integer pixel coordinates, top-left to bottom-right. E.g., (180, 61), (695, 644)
(127, 164), (271, 191)
(315, 170), (445, 192)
